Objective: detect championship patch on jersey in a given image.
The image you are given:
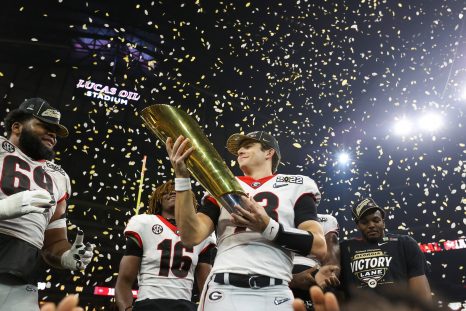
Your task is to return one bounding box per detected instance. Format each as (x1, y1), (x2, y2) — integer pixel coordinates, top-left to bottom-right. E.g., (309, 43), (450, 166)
(276, 175), (303, 184)
(2, 141), (15, 153)
(44, 161), (66, 176)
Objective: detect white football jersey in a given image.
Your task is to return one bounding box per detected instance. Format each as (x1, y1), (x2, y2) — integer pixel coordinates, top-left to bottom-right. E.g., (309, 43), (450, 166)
(293, 214), (339, 267)
(0, 137), (71, 249)
(124, 214), (216, 301)
(210, 174), (321, 282)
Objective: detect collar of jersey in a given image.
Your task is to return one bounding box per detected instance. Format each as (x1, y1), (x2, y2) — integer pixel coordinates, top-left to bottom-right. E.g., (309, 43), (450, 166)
(157, 215), (179, 235)
(238, 174), (276, 189)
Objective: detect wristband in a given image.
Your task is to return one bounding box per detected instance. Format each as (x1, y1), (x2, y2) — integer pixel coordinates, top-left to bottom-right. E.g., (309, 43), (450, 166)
(272, 223), (315, 256)
(261, 218), (280, 241)
(175, 178), (191, 191)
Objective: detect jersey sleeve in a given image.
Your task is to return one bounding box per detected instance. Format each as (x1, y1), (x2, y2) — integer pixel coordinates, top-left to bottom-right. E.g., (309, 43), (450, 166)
(124, 216), (144, 249)
(46, 171), (71, 230)
(198, 193), (221, 228)
(56, 170), (71, 203)
(125, 236), (143, 257)
(198, 232), (217, 264)
(301, 176), (321, 206)
(294, 194), (318, 226)
(322, 215), (339, 236)
(403, 236), (427, 278)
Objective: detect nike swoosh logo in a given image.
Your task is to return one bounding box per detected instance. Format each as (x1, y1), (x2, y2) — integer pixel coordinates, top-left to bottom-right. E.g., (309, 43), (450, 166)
(273, 183), (288, 188)
(378, 242), (388, 246)
(274, 297), (291, 305)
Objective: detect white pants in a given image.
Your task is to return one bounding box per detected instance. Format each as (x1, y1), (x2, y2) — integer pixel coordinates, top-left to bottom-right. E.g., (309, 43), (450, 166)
(0, 282), (39, 311)
(198, 276), (294, 311)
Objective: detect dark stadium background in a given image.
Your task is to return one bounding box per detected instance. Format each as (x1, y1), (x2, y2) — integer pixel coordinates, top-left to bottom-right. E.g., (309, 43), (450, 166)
(0, 1), (464, 309)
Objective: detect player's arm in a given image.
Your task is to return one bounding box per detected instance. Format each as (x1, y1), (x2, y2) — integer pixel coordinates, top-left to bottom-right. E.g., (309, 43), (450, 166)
(231, 195), (326, 260)
(42, 199), (71, 267)
(115, 237), (141, 311)
(294, 192), (327, 261)
(175, 189), (215, 246)
(42, 200), (93, 270)
(297, 220), (326, 262)
(166, 136), (215, 246)
(312, 230), (341, 289)
(405, 237), (432, 304)
(290, 231), (340, 291)
(408, 275), (431, 304)
(195, 262), (212, 293)
(323, 231), (340, 266)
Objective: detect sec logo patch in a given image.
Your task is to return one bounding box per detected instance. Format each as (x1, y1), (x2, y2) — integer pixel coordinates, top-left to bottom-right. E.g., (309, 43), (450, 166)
(2, 141), (15, 153)
(152, 224), (163, 234)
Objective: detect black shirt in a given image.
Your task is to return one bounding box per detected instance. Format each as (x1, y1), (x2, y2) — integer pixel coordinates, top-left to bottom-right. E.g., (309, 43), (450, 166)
(340, 233), (427, 296)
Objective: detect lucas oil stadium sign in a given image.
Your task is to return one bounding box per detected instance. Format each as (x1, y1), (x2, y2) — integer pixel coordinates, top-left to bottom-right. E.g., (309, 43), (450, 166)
(76, 79), (140, 105)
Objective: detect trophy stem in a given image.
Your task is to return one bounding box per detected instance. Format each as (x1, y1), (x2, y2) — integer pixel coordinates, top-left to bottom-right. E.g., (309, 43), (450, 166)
(217, 193), (246, 214)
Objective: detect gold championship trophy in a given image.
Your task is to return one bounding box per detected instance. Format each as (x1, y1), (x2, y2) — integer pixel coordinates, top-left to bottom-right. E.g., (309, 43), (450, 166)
(141, 104), (246, 214)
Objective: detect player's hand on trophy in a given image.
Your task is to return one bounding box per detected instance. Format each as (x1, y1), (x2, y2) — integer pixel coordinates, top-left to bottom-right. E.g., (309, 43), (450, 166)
(315, 265), (340, 289)
(166, 136), (195, 178)
(0, 189), (54, 220)
(60, 230), (94, 271)
(231, 196), (270, 232)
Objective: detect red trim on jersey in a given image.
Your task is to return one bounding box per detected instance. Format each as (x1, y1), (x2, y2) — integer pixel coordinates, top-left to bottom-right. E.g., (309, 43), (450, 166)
(157, 215), (179, 236)
(125, 231), (143, 248)
(57, 192), (69, 203)
(237, 175), (276, 189)
(205, 195), (219, 207)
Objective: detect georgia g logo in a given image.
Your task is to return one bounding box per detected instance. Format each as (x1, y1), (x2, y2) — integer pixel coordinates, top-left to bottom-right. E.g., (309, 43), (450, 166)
(152, 224), (163, 234)
(208, 291), (224, 302)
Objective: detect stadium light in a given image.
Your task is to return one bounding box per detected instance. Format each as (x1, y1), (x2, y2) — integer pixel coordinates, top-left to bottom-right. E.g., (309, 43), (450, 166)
(460, 85), (466, 100)
(337, 152), (350, 165)
(393, 117), (413, 136)
(418, 113), (443, 132)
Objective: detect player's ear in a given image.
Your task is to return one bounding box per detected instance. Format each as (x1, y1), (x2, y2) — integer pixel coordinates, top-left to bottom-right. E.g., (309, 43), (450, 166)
(265, 148), (275, 160)
(11, 121), (23, 135)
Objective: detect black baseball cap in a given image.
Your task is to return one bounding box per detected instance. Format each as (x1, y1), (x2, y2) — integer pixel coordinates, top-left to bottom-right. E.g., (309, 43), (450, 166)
(18, 98), (69, 137)
(352, 197), (385, 222)
(226, 131), (281, 172)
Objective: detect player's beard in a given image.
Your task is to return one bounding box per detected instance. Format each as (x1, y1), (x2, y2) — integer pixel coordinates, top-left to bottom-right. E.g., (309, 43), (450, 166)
(363, 229), (384, 243)
(19, 128), (55, 161)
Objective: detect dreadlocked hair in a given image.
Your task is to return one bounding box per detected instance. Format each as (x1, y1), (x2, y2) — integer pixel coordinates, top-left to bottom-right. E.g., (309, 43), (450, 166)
(147, 180), (198, 215)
